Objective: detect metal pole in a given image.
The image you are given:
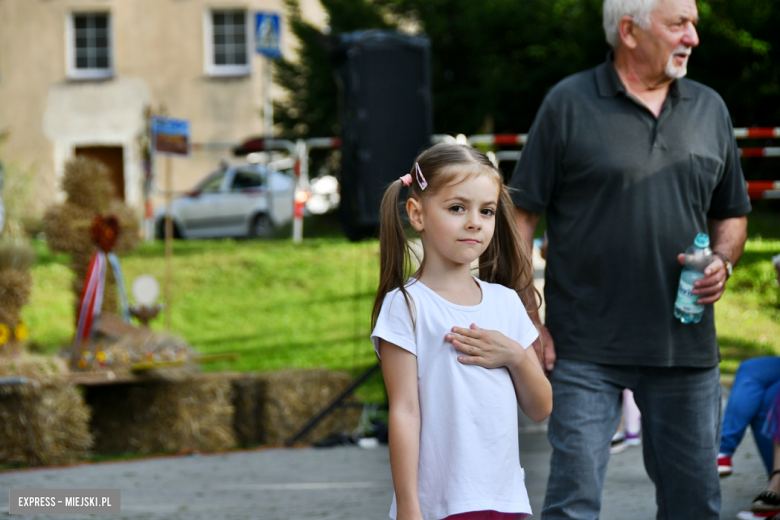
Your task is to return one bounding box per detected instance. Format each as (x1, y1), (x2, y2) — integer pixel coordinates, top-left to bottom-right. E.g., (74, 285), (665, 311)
(144, 159), (154, 242)
(285, 363), (382, 446)
(144, 108), (155, 242)
(292, 153), (303, 244)
(297, 138), (310, 189)
(164, 155), (173, 332)
(264, 56), (273, 137)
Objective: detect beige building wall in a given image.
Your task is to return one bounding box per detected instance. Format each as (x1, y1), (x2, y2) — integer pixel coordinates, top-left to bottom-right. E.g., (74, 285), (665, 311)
(0, 0), (326, 219)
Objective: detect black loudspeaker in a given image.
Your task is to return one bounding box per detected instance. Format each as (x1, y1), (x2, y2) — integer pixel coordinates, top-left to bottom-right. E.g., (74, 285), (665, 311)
(334, 31), (432, 241)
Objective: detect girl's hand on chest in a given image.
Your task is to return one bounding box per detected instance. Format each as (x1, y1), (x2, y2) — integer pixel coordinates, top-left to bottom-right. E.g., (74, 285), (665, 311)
(445, 323), (526, 369)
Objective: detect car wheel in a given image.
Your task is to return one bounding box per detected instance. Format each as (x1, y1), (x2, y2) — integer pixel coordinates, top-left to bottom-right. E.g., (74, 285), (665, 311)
(156, 218), (182, 240)
(250, 214), (274, 239)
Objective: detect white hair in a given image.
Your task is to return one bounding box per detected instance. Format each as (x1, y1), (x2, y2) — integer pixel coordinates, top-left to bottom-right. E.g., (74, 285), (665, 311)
(603, 0), (659, 48)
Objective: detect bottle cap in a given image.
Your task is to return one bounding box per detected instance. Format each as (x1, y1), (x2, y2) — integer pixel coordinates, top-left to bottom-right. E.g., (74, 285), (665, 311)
(694, 233), (710, 248)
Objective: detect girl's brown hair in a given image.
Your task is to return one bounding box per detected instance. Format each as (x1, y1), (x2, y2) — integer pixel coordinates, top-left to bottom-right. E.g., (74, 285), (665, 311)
(371, 143), (540, 329)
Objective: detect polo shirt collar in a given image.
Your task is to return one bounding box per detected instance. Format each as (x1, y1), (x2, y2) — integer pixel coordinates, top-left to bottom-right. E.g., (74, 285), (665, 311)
(596, 51), (692, 100)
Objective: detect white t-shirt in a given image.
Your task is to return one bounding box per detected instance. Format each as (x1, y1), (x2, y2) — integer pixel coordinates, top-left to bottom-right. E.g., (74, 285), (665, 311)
(371, 277), (539, 520)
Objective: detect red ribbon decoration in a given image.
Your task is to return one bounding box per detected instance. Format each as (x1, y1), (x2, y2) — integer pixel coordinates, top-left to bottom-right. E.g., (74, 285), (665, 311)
(73, 215), (121, 349)
(73, 250), (106, 348)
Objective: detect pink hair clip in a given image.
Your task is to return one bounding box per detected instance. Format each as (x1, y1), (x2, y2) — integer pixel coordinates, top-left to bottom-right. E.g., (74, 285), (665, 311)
(414, 163), (427, 190)
(399, 174), (413, 186)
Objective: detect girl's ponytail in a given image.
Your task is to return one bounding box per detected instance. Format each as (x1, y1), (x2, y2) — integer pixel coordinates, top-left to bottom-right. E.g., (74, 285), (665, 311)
(479, 186), (541, 313)
(371, 179), (416, 330)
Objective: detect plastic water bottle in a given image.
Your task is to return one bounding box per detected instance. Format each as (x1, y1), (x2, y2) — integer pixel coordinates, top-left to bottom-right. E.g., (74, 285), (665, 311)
(674, 233), (713, 324)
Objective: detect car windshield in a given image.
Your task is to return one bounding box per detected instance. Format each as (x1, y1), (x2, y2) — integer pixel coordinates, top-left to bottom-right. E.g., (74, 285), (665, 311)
(196, 169), (227, 193)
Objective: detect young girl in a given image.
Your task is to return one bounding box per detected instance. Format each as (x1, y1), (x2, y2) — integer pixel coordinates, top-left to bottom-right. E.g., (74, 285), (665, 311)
(371, 144), (552, 520)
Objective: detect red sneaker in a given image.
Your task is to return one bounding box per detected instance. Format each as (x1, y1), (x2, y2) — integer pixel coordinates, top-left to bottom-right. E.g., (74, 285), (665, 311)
(718, 453), (733, 477)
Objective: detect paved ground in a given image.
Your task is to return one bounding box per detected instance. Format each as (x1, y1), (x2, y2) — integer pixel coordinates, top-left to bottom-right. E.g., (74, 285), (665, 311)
(0, 421), (766, 520)
(1, 247), (764, 519)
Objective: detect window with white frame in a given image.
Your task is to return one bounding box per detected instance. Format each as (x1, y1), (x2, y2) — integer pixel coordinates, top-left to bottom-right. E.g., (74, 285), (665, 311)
(204, 9), (251, 76)
(67, 12), (113, 80)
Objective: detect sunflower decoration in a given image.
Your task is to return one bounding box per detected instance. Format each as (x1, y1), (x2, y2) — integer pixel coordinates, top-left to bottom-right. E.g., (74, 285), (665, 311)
(0, 321), (28, 346)
(95, 349), (108, 368)
(78, 350), (93, 370)
(0, 323), (10, 345)
(14, 321), (29, 341)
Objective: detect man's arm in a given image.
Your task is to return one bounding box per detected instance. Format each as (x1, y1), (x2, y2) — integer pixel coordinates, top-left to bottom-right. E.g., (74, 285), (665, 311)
(514, 206), (556, 372)
(677, 216), (748, 304)
(709, 216), (748, 267)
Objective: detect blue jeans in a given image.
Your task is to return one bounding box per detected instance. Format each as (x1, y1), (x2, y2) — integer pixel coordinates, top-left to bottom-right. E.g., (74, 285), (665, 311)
(720, 356), (780, 473)
(542, 359), (721, 520)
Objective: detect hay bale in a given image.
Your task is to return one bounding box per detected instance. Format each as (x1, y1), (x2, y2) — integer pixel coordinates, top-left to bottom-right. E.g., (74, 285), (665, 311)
(86, 377), (235, 454)
(0, 269), (32, 357)
(0, 269), (31, 327)
(0, 381), (93, 466)
(0, 353), (67, 380)
(43, 204), (94, 255)
(0, 238), (36, 272)
(106, 199), (141, 254)
(60, 157), (114, 213)
(231, 376), (263, 447)
(44, 176), (140, 257)
(234, 369), (361, 446)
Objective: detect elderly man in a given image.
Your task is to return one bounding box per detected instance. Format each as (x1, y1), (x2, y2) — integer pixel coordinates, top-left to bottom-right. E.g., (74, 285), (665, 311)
(510, 0), (751, 518)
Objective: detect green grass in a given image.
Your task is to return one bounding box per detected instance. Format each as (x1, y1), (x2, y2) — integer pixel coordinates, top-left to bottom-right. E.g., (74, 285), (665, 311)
(18, 208), (780, 399)
(22, 232), (386, 402)
(713, 206), (780, 375)
(716, 237), (780, 375)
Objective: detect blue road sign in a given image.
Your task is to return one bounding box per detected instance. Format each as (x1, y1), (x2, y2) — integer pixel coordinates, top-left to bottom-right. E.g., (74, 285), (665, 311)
(255, 12), (281, 59)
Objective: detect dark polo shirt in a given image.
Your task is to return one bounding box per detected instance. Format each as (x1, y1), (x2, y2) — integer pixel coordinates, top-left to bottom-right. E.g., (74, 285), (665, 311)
(510, 54), (751, 367)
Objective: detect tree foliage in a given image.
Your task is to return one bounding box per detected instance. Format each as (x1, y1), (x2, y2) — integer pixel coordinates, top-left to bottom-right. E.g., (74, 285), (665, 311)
(273, 0), (394, 140)
(690, 0), (780, 126)
(274, 0), (780, 139)
(380, 0), (609, 133)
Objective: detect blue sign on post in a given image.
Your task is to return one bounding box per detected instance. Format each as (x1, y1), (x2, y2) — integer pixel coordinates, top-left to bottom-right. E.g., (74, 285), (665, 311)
(151, 116), (191, 156)
(255, 12), (281, 59)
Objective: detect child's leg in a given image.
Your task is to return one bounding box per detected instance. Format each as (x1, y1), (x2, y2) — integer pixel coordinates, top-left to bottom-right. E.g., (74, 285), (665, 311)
(623, 389), (641, 443)
(751, 378), (780, 474)
(722, 357), (780, 458)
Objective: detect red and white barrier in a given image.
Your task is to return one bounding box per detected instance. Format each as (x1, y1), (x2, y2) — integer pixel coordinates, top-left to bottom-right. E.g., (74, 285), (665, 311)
(468, 134), (528, 146)
(234, 129), (780, 219)
(306, 137), (341, 149)
(739, 147), (780, 158)
(734, 128), (780, 139)
(747, 181), (780, 199)
(456, 129), (780, 201)
(231, 138), (298, 156)
(463, 129), (780, 146)
(730, 129), (780, 199)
